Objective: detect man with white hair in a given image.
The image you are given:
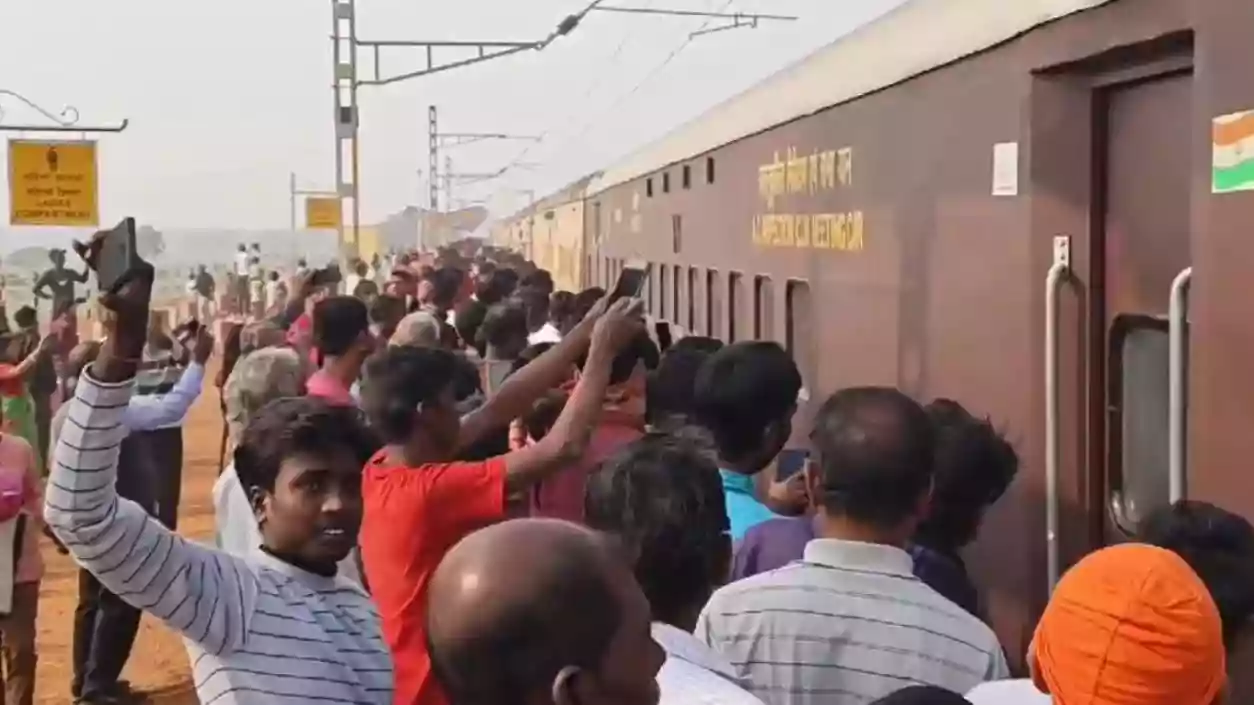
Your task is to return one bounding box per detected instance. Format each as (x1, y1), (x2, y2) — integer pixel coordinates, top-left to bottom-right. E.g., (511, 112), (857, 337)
(212, 346), (364, 586)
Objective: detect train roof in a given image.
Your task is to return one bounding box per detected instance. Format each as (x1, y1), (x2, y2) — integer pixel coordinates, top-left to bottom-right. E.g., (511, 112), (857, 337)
(586, 0), (1114, 195)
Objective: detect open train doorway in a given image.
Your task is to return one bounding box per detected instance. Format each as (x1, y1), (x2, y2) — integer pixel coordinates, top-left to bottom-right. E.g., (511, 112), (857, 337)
(1097, 69), (1192, 546)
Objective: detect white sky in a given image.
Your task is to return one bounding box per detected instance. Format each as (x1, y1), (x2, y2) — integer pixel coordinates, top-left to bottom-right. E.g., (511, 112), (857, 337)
(0, 0), (905, 230)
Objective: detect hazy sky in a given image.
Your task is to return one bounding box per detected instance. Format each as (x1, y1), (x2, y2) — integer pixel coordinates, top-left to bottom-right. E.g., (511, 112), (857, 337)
(1, 0), (904, 230)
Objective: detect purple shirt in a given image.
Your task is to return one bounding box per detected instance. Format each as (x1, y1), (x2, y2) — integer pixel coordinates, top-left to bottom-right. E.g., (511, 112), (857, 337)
(731, 516), (983, 618)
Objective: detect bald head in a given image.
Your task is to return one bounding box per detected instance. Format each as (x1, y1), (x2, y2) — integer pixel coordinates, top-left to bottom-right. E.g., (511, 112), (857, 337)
(427, 519), (626, 705)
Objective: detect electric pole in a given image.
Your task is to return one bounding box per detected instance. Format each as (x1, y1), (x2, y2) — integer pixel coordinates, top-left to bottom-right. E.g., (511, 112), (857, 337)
(329, 0), (596, 259)
(426, 104), (540, 213)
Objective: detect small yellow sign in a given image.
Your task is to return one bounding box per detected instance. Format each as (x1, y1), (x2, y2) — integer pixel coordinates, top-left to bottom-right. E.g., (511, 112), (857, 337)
(305, 197), (342, 230)
(8, 140), (99, 227)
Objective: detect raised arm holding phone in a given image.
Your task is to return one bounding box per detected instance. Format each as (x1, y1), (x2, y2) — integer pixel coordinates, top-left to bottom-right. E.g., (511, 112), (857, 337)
(45, 221), (393, 705)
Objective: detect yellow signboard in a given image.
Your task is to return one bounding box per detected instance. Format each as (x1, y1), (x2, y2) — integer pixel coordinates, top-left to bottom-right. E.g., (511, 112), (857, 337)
(8, 140), (99, 226)
(305, 197), (342, 230)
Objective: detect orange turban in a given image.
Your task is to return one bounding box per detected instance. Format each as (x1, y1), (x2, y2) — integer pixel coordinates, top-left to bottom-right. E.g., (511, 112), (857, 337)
(1031, 543), (1225, 705)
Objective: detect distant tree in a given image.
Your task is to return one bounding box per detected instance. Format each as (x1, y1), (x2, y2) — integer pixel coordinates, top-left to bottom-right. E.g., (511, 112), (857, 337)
(136, 225), (166, 259)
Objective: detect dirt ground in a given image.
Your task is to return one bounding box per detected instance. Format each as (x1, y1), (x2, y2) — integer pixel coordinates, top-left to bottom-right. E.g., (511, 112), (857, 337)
(32, 363), (226, 705)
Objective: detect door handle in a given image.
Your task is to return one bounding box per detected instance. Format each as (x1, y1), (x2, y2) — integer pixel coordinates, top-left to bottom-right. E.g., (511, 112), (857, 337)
(1168, 267), (1191, 504)
(1045, 236), (1071, 593)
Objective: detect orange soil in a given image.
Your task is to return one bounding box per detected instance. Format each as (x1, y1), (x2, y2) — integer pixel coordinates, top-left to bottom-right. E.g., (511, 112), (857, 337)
(33, 363), (226, 705)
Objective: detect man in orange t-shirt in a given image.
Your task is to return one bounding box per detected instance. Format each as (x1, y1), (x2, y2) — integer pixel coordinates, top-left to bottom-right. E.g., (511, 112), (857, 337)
(358, 297), (643, 705)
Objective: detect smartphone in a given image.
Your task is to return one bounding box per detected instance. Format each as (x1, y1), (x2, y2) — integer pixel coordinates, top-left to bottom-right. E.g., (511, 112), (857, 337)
(94, 217), (144, 293)
(776, 448), (810, 482)
(610, 262), (649, 303)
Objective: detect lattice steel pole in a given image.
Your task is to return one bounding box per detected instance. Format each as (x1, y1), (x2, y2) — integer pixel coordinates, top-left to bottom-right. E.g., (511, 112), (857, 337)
(332, 0), (360, 255)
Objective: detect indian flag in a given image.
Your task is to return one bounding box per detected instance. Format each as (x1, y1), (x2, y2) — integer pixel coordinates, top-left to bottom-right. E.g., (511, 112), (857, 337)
(1212, 110), (1254, 193)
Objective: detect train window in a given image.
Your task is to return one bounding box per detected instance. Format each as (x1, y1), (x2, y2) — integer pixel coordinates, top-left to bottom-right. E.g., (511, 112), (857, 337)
(728, 272), (745, 342)
(644, 263), (655, 313)
(785, 280), (814, 392)
(706, 157), (716, 184)
(706, 269), (722, 339)
(658, 265), (670, 320)
(647, 178), (654, 198)
(1109, 318), (1173, 533)
(663, 172), (671, 194)
(687, 267), (699, 331)
(754, 275), (775, 341)
(593, 201), (602, 241)
(672, 215), (683, 254)
(671, 266), (681, 326)
(682, 165), (692, 190)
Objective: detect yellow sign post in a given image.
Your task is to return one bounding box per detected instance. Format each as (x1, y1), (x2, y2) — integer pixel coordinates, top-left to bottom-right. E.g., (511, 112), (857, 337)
(305, 197), (342, 230)
(8, 140), (99, 226)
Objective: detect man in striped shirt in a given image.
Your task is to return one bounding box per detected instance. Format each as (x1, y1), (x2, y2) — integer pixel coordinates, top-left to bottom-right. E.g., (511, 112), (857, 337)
(696, 388), (1008, 705)
(46, 243), (392, 705)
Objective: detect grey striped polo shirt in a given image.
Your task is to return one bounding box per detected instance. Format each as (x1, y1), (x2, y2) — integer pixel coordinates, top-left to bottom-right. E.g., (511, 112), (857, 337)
(696, 539), (1009, 705)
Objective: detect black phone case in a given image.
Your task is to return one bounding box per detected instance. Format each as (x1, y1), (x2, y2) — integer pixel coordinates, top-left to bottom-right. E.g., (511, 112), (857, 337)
(96, 217), (141, 293)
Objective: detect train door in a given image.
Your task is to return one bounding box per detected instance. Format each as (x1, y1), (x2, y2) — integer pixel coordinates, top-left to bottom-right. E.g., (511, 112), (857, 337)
(1097, 72), (1192, 546)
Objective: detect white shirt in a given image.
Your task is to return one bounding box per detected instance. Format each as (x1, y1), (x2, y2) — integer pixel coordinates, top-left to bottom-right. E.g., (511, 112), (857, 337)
(966, 679), (1050, 705)
(345, 274), (363, 297)
(652, 623), (765, 705)
(234, 251), (250, 276)
(213, 463), (363, 587)
(527, 322), (563, 346)
(46, 374), (391, 705)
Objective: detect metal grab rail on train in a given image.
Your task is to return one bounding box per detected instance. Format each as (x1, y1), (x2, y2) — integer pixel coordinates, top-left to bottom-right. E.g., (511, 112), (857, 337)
(1044, 236), (1071, 593)
(1168, 266), (1192, 504)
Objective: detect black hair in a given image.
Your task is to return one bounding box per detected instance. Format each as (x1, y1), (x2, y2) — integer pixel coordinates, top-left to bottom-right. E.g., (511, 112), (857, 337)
(361, 346), (460, 443)
(427, 535), (622, 705)
(577, 330), (660, 387)
(645, 340), (723, 430)
(13, 306), (37, 329)
(692, 341), (801, 461)
(507, 343), (555, 378)
(453, 300), (489, 357)
(522, 391), (566, 442)
(1138, 500), (1254, 648)
(668, 336), (724, 356)
(912, 399), (1019, 553)
(493, 268), (520, 299)
(479, 303), (529, 352)
(515, 287), (550, 330)
(520, 269), (555, 296)
(312, 296), (369, 357)
(549, 291), (576, 326)
(430, 267), (463, 308)
(809, 387), (934, 528)
(450, 353), (484, 403)
(369, 294), (407, 326)
(585, 432), (729, 625)
(870, 685), (973, 705)
(234, 397), (380, 493)
(573, 287), (605, 318)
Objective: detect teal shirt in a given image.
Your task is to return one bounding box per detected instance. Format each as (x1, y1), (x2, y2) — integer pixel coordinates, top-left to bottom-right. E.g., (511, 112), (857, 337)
(720, 469), (780, 541)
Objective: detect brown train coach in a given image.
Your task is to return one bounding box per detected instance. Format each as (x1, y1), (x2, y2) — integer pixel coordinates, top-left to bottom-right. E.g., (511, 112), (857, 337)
(502, 0), (1254, 680)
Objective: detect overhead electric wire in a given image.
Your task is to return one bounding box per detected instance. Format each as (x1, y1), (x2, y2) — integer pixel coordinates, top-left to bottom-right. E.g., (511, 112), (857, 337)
(490, 0), (731, 197)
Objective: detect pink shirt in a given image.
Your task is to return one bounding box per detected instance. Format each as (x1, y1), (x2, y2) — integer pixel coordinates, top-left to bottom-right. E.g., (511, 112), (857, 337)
(531, 415), (643, 524)
(0, 434), (43, 584)
(306, 370), (355, 406)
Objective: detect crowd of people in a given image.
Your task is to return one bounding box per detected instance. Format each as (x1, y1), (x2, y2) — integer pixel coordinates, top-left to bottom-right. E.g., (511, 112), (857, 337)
(0, 231), (1250, 705)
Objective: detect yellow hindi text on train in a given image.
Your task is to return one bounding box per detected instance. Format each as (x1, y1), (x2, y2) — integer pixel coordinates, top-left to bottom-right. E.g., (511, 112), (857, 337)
(752, 211), (864, 252)
(757, 146), (853, 209)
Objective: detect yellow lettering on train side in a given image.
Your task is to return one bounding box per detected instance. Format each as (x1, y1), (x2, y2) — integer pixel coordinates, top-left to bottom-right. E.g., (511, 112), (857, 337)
(837, 147), (853, 187)
(819, 151), (837, 190)
(751, 211), (865, 252)
(757, 152), (786, 209)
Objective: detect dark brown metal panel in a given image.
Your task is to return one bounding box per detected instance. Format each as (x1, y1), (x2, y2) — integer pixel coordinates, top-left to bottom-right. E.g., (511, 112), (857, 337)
(588, 0), (1211, 673)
